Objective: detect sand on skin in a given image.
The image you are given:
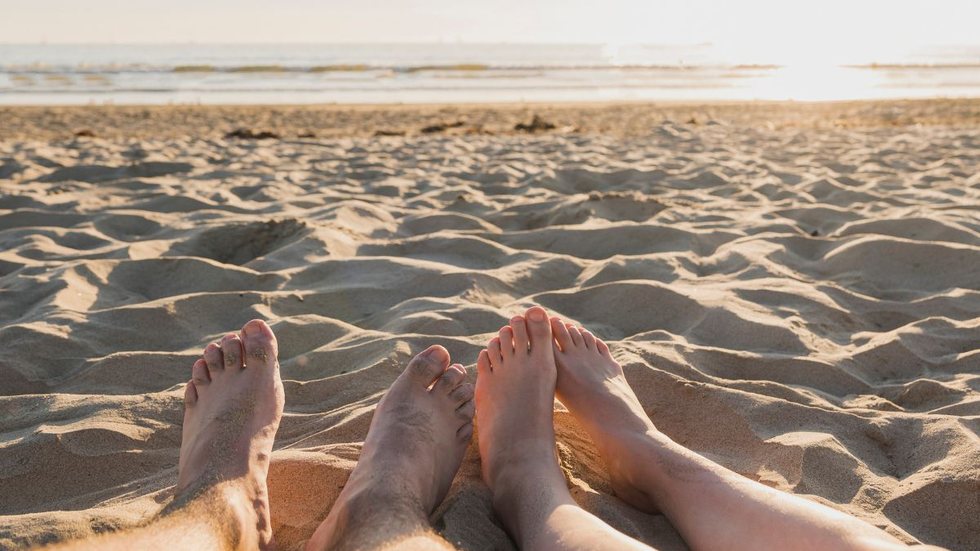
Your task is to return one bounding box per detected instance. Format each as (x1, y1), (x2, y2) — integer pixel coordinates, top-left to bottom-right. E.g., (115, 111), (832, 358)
(0, 100), (978, 550)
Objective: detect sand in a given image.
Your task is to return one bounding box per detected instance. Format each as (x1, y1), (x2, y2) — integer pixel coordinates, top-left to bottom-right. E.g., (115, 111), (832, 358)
(0, 100), (977, 550)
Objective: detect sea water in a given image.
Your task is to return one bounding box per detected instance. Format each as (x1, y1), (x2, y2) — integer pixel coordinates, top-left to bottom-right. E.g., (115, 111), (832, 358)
(1, 42), (978, 105)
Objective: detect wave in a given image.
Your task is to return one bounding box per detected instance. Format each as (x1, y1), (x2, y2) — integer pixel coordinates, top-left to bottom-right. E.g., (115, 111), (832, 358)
(0, 81), (741, 94)
(2, 63), (698, 74)
(846, 63), (980, 70)
(4, 62), (979, 76)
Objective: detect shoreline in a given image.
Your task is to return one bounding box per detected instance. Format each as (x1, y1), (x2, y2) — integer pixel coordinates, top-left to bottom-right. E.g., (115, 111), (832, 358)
(2, 98), (979, 141)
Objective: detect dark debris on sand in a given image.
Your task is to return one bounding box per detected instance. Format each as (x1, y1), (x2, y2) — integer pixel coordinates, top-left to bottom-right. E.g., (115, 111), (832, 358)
(374, 129), (407, 137)
(225, 128), (282, 140)
(515, 114), (556, 133)
(420, 121), (465, 134)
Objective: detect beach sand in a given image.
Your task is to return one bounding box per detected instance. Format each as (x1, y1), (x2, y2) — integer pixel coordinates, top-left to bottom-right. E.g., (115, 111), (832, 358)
(0, 100), (977, 550)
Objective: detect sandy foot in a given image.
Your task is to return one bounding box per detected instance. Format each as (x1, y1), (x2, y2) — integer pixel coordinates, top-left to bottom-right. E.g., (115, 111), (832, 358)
(176, 319), (284, 550)
(552, 318), (662, 512)
(306, 345), (474, 550)
(475, 307), (570, 539)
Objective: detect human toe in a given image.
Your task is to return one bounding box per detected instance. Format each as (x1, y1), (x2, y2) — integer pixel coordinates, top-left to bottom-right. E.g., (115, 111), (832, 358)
(524, 306), (551, 351)
(457, 421), (474, 441)
(476, 349), (491, 375)
(450, 382), (475, 406)
(498, 326), (515, 358)
(488, 337), (504, 366)
(406, 345), (451, 386)
(580, 327), (596, 350)
(220, 333), (244, 370)
(509, 316), (529, 353)
(204, 343), (224, 375)
(596, 338), (610, 356)
(433, 364), (466, 394)
(456, 399), (475, 421)
(241, 319), (278, 368)
(551, 316), (574, 351)
(184, 380), (198, 407)
(191, 359), (210, 386)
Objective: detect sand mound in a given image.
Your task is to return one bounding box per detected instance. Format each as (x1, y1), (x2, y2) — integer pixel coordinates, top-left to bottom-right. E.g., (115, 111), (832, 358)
(0, 107), (978, 550)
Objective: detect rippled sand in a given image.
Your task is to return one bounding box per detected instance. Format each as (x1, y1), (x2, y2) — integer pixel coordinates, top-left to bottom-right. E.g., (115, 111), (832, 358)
(0, 101), (978, 550)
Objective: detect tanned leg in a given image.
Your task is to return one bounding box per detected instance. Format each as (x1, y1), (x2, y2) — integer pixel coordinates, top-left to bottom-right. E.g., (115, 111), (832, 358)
(38, 319), (285, 551)
(475, 307), (656, 551)
(551, 317), (925, 551)
(305, 345), (474, 551)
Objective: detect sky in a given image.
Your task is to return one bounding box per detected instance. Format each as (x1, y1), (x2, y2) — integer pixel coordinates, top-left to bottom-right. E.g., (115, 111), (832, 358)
(1, 0), (978, 63)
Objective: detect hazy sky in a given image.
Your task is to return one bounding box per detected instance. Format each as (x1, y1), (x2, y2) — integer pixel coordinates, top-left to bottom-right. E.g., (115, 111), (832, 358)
(2, 0), (978, 61)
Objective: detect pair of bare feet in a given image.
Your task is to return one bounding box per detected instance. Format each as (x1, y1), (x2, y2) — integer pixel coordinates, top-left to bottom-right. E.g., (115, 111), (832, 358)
(52, 308), (913, 551)
(170, 306), (652, 550)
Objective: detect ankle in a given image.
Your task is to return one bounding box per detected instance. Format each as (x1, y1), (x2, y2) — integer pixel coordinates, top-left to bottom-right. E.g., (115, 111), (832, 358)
(581, 427), (669, 512)
(490, 465), (574, 548)
(493, 471), (570, 512)
(308, 474), (438, 551)
(484, 442), (562, 489)
(332, 482), (433, 543)
(573, 395), (656, 438)
(163, 481), (264, 551)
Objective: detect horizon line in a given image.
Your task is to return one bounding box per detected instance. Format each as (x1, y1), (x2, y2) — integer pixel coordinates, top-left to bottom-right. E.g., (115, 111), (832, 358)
(3, 40), (979, 47)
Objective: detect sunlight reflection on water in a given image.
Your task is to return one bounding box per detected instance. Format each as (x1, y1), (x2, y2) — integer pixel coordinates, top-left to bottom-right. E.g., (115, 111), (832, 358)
(1, 43), (977, 104)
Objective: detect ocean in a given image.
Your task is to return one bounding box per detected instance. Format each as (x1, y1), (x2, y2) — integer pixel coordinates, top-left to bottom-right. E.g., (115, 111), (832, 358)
(1, 43), (979, 105)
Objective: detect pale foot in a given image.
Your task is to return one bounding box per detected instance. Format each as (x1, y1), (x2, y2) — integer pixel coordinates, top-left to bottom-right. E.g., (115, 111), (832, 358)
(551, 318), (659, 512)
(175, 319), (285, 550)
(307, 345), (474, 551)
(475, 307), (572, 547)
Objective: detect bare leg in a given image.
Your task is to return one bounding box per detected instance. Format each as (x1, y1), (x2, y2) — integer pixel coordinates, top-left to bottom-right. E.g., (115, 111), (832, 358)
(551, 318), (921, 551)
(306, 345), (474, 551)
(39, 319), (285, 551)
(476, 307), (656, 551)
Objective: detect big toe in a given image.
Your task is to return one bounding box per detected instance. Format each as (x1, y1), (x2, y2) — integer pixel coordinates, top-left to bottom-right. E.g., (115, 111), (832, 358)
(240, 319), (278, 369)
(524, 306), (552, 352)
(406, 345), (451, 386)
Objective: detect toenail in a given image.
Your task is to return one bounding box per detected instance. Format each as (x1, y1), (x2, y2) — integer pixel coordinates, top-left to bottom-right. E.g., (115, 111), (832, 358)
(528, 309), (546, 322)
(244, 321), (261, 337)
(423, 346), (448, 361)
(510, 316), (523, 323)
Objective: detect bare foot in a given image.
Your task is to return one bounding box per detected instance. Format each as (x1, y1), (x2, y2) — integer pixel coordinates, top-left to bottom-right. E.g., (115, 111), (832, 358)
(475, 307), (571, 546)
(307, 345), (474, 551)
(551, 318), (659, 512)
(175, 319), (284, 550)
